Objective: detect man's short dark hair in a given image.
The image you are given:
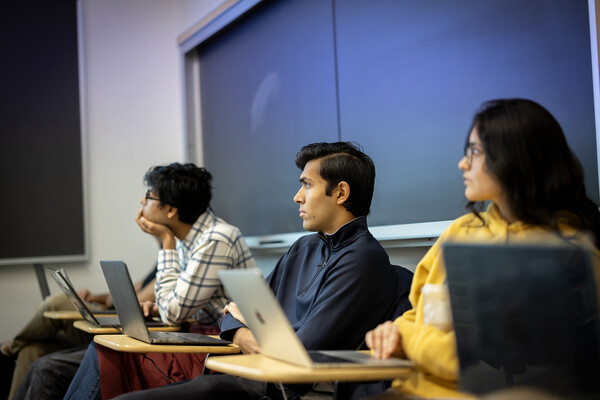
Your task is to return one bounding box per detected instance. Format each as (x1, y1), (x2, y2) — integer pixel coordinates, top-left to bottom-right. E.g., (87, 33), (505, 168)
(144, 163), (213, 224)
(295, 142), (375, 217)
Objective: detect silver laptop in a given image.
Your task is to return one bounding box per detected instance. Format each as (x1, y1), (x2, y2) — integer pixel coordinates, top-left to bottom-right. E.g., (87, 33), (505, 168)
(100, 261), (231, 346)
(48, 267), (122, 327)
(443, 243), (600, 397)
(218, 268), (414, 369)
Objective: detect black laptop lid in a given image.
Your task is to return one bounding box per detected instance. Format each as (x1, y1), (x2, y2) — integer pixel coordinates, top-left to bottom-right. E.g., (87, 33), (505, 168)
(443, 243), (600, 397)
(101, 260), (231, 346)
(100, 261), (154, 342)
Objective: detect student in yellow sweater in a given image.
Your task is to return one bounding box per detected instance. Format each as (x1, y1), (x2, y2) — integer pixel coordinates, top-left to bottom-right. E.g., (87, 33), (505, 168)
(365, 98), (600, 399)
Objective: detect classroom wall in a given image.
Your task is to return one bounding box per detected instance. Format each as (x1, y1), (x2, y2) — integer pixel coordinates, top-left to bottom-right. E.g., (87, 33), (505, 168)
(0, 0), (226, 341)
(0, 0), (429, 342)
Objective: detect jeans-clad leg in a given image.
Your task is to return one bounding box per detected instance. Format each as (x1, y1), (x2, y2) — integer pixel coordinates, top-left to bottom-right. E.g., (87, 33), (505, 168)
(64, 342), (101, 400)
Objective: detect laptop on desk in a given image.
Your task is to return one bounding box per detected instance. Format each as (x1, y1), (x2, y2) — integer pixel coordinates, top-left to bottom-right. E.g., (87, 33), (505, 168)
(100, 261), (230, 346)
(443, 243), (600, 398)
(218, 268), (414, 369)
(47, 266), (117, 315)
(35, 264), (51, 299)
(48, 267), (130, 328)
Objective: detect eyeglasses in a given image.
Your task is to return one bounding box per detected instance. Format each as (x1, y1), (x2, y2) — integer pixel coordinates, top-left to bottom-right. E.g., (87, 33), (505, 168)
(463, 144), (483, 166)
(144, 190), (161, 203)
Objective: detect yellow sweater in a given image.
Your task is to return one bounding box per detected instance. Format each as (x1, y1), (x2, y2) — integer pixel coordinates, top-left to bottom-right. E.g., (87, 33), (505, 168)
(392, 203), (600, 398)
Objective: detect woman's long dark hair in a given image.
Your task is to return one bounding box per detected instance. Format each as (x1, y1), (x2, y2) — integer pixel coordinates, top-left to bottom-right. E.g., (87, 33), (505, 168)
(466, 98), (600, 247)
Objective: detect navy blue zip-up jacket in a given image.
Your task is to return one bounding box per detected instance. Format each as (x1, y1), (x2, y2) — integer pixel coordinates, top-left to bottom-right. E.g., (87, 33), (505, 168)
(220, 216), (399, 351)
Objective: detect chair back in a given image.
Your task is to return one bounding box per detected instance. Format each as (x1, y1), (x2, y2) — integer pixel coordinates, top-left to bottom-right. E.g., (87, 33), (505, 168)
(387, 264), (413, 320)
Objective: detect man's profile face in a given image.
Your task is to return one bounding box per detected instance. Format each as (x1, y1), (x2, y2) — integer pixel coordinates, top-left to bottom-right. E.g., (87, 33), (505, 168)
(140, 188), (169, 224)
(293, 159), (340, 234)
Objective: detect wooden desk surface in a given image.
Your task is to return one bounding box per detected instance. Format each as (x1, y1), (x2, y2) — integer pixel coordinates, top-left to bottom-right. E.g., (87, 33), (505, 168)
(94, 334), (240, 354)
(205, 354), (414, 384)
(43, 311), (118, 320)
(73, 320), (181, 334)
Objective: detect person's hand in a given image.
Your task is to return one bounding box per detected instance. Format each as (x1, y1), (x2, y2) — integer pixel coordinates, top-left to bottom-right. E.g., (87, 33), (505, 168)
(223, 302), (246, 325)
(105, 294), (113, 308)
(365, 321), (405, 359)
(77, 288), (93, 302)
(140, 301), (159, 318)
(77, 289), (110, 306)
(136, 209), (176, 249)
(232, 327), (261, 354)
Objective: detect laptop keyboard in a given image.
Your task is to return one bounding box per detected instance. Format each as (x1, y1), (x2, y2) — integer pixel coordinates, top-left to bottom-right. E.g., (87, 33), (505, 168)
(308, 351), (354, 364)
(149, 331), (209, 341)
(96, 316), (120, 325)
(92, 308), (117, 315)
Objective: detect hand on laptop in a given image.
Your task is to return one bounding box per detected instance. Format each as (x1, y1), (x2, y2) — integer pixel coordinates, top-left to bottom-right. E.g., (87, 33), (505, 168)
(141, 300), (159, 318)
(223, 302), (246, 325)
(77, 288), (112, 307)
(232, 327), (261, 354)
(224, 302), (261, 354)
(365, 320), (405, 360)
(77, 288), (94, 302)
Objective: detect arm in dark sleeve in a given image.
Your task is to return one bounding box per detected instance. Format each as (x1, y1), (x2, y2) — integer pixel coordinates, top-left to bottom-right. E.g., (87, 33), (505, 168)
(219, 251), (288, 341)
(294, 251), (395, 351)
(219, 313), (246, 341)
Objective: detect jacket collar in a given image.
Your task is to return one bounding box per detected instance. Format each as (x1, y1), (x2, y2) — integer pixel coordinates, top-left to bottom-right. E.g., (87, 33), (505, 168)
(318, 216), (370, 250)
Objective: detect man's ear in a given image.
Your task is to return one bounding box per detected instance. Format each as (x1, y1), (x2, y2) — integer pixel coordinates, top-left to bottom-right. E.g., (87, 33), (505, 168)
(166, 205), (179, 220)
(336, 181), (350, 205)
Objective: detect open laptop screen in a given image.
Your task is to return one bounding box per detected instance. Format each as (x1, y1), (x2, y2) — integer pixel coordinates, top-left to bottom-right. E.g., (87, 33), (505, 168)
(443, 243), (600, 397)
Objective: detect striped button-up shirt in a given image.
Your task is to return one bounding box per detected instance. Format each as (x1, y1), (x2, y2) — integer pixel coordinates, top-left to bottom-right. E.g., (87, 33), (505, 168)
(155, 210), (256, 324)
